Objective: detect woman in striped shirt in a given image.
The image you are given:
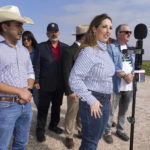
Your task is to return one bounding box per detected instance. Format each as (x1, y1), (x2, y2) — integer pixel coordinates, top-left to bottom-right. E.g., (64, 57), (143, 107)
(69, 14), (115, 150)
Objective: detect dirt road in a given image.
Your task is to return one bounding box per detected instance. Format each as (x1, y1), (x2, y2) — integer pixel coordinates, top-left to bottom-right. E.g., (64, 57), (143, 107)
(26, 76), (150, 150)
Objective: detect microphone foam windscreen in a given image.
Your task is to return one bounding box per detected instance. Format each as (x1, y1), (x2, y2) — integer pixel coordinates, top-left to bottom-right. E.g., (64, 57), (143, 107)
(134, 24), (148, 39)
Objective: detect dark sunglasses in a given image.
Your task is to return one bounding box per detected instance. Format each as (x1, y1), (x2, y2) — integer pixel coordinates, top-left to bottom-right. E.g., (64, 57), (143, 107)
(119, 31), (132, 34)
(23, 38), (31, 42)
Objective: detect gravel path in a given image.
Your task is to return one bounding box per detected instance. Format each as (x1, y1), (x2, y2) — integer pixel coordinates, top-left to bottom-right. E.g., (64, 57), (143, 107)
(26, 76), (150, 150)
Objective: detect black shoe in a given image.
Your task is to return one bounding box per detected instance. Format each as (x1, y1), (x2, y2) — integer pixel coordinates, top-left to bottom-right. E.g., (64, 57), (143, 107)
(116, 131), (129, 141)
(49, 126), (63, 134)
(66, 138), (74, 149)
(103, 133), (113, 144)
(36, 129), (46, 142)
(112, 121), (117, 127)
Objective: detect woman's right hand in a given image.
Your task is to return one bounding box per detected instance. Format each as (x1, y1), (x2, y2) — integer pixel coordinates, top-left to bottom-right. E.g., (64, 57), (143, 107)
(90, 100), (103, 119)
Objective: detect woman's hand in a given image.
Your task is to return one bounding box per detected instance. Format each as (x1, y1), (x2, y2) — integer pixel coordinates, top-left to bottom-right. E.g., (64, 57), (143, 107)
(90, 100), (103, 119)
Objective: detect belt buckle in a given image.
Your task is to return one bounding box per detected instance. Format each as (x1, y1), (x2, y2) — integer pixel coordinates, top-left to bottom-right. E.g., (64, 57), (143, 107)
(17, 98), (26, 105)
(14, 97), (21, 104)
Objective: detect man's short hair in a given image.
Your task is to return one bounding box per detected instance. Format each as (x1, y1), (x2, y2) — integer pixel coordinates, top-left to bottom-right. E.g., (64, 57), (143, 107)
(115, 24), (128, 38)
(0, 21), (11, 34)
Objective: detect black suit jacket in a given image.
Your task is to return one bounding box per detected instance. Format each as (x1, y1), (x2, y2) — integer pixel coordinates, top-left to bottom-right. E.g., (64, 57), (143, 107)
(34, 40), (68, 91)
(62, 42), (79, 95)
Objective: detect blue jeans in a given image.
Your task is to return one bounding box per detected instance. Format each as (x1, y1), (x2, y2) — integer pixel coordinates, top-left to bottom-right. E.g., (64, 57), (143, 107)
(105, 91), (132, 134)
(0, 101), (33, 150)
(79, 91), (111, 150)
(32, 87), (39, 108)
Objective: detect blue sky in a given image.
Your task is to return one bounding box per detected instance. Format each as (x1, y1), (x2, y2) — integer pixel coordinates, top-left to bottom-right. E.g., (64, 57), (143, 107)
(0, 0), (150, 60)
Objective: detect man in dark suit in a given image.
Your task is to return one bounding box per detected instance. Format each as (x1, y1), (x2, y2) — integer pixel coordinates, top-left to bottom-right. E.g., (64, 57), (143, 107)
(34, 23), (68, 142)
(62, 24), (89, 149)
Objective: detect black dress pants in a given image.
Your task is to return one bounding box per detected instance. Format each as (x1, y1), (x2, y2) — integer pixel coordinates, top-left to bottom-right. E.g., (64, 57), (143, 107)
(37, 89), (64, 132)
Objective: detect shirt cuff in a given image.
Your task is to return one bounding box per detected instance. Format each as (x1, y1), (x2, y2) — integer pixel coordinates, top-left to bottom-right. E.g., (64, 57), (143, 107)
(81, 94), (97, 106)
(28, 74), (35, 80)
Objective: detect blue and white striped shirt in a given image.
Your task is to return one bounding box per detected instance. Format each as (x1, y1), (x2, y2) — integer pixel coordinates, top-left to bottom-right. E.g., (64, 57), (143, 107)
(69, 41), (115, 106)
(0, 35), (35, 97)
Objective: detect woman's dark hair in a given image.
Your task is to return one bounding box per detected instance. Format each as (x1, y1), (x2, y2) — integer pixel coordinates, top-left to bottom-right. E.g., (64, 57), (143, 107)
(22, 31), (38, 49)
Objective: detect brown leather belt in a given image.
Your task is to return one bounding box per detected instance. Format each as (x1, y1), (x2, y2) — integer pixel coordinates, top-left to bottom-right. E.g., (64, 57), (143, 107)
(0, 97), (27, 104)
(0, 97), (18, 102)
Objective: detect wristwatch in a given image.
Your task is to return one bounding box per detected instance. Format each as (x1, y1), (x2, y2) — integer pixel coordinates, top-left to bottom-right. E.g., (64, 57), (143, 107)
(27, 88), (33, 94)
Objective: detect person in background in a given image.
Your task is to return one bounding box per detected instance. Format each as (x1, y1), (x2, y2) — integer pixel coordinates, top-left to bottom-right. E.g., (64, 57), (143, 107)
(63, 24), (89, 149)
(103, 24), (134, 144)
(69, 14), (115, 150)
(0, 5), (34, 150)
(108, 37), (117, 128)
(22, 31), (39, 108)
(34, 23), (68, 142)
(108, 37), (115, 44)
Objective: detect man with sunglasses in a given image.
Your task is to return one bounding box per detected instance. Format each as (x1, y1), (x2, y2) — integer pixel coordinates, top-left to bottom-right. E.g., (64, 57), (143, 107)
(103, 24), (135, 144)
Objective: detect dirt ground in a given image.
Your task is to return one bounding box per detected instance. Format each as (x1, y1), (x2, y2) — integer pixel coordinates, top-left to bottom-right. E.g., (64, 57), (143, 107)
(25, 76), (150, 150)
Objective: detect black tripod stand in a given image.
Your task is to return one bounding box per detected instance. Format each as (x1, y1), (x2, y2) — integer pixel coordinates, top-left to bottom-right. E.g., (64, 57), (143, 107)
(126, 23), (148, 150)
(127, 76), (137, 150)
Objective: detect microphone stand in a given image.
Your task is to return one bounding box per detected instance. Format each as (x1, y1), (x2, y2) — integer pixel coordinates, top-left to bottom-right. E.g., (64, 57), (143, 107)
(127, 23), (147, 150)
(127, 76), (137, 150)
(127, 40), (144, 150)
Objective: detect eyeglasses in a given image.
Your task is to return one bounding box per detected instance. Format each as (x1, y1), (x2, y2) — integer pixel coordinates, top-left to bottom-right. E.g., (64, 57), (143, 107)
(23, 38), (31, 42)
(119, 31), (132, 34)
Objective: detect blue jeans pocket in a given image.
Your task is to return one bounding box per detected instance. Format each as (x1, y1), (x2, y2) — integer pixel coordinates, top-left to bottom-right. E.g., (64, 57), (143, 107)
(0, 101), (13, 108)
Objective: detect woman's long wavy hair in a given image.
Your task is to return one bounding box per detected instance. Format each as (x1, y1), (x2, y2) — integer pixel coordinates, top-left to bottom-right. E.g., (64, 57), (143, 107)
(74, 14), (112, 60)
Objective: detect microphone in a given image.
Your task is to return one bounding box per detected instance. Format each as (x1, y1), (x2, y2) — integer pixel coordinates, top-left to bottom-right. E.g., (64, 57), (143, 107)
(134, 23), (148, 40)
(122, 24), (148, 70)
(134, 24), (147, 70)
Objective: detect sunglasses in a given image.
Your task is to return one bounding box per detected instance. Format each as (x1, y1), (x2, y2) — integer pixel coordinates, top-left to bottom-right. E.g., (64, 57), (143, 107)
(23, 38), (31, 42)
(119, 31), (132, 34)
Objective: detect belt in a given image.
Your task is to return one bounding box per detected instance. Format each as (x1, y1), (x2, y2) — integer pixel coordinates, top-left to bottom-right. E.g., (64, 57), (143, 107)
(0, 97), (18, 102)
(0, 97), (27, 104)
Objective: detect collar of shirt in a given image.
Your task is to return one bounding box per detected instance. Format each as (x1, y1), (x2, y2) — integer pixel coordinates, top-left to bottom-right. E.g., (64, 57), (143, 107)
(0, 35), (5, 42)
(50, 40), (59, 49)
(0, 35), (18, 46)
(75, 41), (81, 47)
(113, 40), (131, 48)
(97, 40), (107, 51)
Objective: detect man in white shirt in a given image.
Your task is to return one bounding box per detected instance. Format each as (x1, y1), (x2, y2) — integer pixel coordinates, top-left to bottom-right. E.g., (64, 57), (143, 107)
(104, 24), (135, 144)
